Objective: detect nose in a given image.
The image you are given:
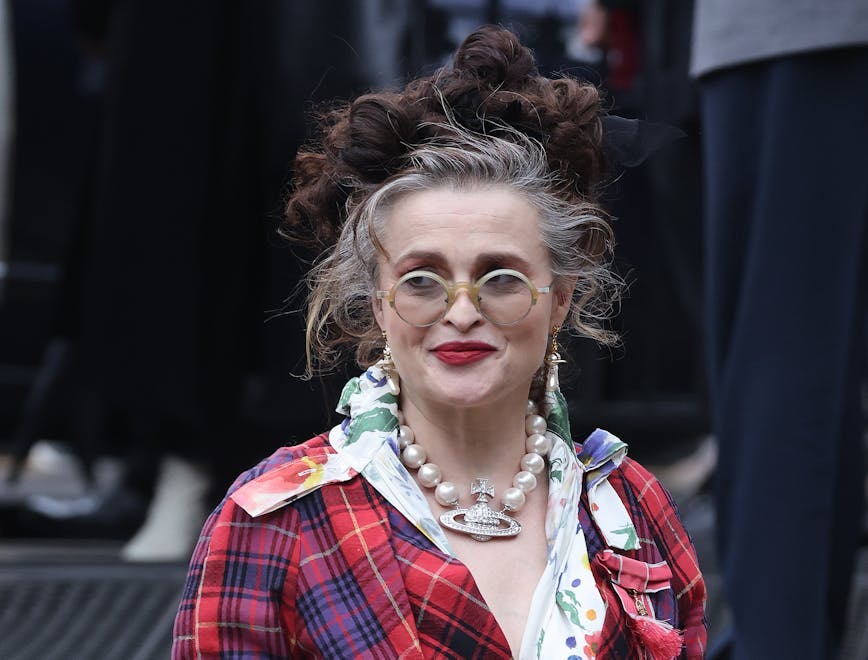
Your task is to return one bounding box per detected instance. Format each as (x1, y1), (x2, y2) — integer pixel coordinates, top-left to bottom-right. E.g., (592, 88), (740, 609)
(443, 285), (482, 330)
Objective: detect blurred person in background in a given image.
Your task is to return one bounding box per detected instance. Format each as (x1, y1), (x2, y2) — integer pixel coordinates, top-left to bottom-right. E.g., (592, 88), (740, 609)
(692, 1), (868, 657)
(65, 0), (405, 559)
(65, 0), (360, 560)
(0, 0), (111, 534)
(2, 0), (406, 559)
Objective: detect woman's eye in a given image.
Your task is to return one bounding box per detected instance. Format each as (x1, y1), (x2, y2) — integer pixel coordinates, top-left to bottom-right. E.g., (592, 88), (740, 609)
(405, 275), (437, 288)
(399, 273), (443, 297)
(484, 272), (524, 291)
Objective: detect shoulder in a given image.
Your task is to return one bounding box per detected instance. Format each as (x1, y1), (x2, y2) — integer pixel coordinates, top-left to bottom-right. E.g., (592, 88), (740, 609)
(173, 435), (333, 657)
(225, 432), (333, 497)
(199, 433), (335, 559)
(573, 429), (675, 518)
(611, 457), (674, 512)
(183, 433), (336, 601)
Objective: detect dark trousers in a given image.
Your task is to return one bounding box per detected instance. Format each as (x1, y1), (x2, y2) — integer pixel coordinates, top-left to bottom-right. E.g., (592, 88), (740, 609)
(701, 48), (868, 659)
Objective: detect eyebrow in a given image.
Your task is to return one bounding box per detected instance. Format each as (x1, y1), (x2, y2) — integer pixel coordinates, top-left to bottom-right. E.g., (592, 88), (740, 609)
(393, 250), (446, 270)
(393, 250), (534, 274)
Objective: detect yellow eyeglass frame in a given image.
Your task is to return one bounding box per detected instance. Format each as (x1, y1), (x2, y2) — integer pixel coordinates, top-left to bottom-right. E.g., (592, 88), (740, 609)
(375, 268), (552, 327)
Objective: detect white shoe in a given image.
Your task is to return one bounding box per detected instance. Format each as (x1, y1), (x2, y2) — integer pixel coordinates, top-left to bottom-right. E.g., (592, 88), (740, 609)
(121, 455), (210, 562)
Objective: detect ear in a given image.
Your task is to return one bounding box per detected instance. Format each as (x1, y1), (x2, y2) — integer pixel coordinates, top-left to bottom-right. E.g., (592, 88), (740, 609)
(549, 276), (576, 328)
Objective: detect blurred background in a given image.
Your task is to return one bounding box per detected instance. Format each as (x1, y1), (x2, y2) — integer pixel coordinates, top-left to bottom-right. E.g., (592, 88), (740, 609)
(0, 1), (864, 658)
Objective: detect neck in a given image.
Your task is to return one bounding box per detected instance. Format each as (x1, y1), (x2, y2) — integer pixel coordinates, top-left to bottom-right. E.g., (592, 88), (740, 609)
(399, 390), (533, 487)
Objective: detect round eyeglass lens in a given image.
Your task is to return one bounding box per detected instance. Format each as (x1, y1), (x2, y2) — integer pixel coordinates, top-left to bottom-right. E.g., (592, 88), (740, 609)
(393, 273), (449, 326)
(477, 271), (535, 325)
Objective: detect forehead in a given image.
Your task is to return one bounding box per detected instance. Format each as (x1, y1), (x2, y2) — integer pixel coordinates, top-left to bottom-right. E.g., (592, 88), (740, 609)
(379, 186), (547, 267)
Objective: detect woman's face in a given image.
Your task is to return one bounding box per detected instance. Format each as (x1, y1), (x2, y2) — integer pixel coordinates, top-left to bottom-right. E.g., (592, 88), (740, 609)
(373, 186), (572, 414)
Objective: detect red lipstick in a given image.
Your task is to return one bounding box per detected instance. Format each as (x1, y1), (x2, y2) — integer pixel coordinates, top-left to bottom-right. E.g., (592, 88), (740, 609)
(432, 341), (495, 365)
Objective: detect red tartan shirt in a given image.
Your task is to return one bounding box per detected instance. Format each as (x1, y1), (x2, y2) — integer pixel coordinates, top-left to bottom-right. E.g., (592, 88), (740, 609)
(173, 434), (706, 659)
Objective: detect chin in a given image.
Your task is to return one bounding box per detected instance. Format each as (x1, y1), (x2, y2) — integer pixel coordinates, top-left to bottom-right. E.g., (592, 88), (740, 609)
(439, 384), (499, 409)
(425, 366), (531, 411)
(424, 377), (493, 406)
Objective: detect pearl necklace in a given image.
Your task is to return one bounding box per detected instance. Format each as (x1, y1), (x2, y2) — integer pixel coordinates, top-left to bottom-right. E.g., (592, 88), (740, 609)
(397, 400), (551, 542)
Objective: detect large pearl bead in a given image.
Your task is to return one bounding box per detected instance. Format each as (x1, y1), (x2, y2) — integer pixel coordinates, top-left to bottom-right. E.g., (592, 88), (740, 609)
(525, 433), (551, 456)
(417, 463), (442, 488)
(526, 399), (538, 416)
(521, 452), (545, 475)
(501, 487), (526, 512)
(525, 414), (547, 436)
(434, 481), (459, 506)
(401, 444), (426, 469)
(398, 425), (415, 449)
(513, 470), (537, 493)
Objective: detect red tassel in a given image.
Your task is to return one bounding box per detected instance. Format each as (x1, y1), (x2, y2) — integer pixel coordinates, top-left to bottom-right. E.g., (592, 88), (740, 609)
(631, 615), (684, 659)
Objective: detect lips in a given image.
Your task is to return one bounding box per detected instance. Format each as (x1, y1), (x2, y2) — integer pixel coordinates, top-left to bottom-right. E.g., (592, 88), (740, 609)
(432, 341), (496, 365)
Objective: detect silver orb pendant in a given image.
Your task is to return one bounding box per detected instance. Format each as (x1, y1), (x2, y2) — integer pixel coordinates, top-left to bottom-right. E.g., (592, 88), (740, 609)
(439, 478), (522, 542)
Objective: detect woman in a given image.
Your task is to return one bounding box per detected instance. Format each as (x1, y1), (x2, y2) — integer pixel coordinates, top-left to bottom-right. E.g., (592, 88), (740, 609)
(173, 26), (706, 659)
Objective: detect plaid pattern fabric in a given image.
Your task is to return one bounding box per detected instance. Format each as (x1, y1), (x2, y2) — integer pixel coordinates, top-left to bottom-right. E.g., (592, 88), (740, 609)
(583, 459), (707, 659)
(173, 435), (705, 658)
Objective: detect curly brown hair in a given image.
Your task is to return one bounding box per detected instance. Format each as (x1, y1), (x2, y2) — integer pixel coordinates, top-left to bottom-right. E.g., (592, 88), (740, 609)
(284, 25), (620, 375)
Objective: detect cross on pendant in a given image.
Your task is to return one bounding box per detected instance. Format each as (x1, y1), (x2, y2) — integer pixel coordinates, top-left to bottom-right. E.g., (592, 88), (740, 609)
(470, 478), (495, 499)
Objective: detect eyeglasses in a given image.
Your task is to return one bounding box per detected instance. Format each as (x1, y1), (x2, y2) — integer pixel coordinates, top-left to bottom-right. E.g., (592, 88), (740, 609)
(376, 268), (552, 327)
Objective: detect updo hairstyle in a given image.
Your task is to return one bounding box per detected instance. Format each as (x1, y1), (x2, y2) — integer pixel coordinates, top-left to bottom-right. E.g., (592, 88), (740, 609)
(285, 25), (620, 374)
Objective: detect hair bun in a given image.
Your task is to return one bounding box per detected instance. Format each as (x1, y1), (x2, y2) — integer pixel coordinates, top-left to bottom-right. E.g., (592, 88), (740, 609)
(285, 25), (607, 249)
(451, 24), (537, 88)
(341, 95), (415, 182)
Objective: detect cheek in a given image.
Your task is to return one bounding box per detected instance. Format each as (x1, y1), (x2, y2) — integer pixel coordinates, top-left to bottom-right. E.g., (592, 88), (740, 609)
(512, 317), (551, 364)
(533, 329), (550, 364)
(384, 323), (424, 367)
